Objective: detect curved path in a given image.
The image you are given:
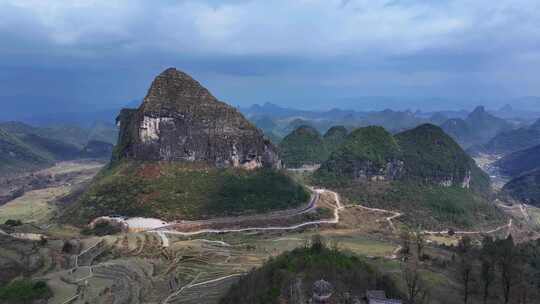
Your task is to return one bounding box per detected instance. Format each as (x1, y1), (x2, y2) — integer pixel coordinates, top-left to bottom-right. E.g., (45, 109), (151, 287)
(150, 189), (343, 238)
(151, 187), (513, 241)
(422, 219), (513, 236)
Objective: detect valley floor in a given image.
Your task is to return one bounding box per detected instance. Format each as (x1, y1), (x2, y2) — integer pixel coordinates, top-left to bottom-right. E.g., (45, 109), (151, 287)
(1, 161), (539, 304)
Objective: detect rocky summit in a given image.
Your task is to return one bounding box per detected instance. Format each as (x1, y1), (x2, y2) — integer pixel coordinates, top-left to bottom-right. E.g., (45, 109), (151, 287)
(115, 68), (280, 169)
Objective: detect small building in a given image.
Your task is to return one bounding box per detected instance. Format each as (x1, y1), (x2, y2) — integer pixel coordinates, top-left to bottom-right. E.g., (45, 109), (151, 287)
(365, 290), (402, 304)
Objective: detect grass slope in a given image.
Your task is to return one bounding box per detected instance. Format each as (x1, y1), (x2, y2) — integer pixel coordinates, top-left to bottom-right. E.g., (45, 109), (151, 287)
(67, 161), (310, 223)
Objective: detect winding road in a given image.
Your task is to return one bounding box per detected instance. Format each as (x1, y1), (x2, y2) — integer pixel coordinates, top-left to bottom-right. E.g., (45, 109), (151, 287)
(150, 189), (343, 240)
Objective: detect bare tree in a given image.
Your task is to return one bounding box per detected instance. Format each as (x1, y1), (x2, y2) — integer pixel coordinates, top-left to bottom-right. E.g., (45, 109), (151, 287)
(400, 229), (412, 259)
(497, 235), (520, 304)
(457, 236), (473, 304)
(402, 258), (429, 304)
(480, 236), (496, 304)
(413, 230), (426, 260)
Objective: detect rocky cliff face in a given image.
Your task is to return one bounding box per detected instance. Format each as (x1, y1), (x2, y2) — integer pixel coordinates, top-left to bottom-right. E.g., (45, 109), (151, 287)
(115, 68), (280, 169)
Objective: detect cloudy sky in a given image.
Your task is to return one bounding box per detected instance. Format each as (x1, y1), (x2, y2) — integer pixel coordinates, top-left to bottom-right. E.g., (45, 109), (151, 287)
(1, 0), (540, 118)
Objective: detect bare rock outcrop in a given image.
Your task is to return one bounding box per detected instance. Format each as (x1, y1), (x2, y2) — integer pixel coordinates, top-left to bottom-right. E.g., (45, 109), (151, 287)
(115, 68), (280, 169)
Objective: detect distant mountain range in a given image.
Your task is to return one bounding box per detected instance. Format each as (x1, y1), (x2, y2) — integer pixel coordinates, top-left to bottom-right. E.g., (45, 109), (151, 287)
(441, 106), (514, 149)
(0, 121), (116, 176)
(473, 118), (540, 155)
(242, 103), (540, 152)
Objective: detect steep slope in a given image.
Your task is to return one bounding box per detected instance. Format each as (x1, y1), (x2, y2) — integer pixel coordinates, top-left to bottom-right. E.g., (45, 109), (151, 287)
(69, 68), (307, 223)
(0, 122), (90, 149)
(322, 125), (348, 153)
(495, 144), (540, 177)
(115, 68), (280, 169)
(466, 106), (513, 141)
(503, 169), (540, 206)
(314, 124), (501, 228)
(316, 126), (403, 182)
(0, 128), (52, 175)
(478, 128), (540, 155)
(441, 106), (513, 148)
(0, 121), (111, 159)
(476, 118), (540, 155)
(396, 124), (489, 192)
(279, 125), (329, 168)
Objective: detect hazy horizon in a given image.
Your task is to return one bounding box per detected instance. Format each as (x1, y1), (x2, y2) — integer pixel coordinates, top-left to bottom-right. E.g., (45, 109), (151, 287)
(1, 0), (540, 119)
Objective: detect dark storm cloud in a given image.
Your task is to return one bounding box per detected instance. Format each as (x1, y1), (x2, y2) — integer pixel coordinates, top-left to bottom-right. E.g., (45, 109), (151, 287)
(0, 0), (539, 118)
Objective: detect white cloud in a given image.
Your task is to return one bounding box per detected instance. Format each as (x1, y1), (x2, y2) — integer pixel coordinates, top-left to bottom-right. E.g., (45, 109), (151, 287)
(1, 0), (538, 58)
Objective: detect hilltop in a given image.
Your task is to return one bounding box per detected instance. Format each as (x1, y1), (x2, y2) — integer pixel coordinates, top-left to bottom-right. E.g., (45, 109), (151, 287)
(316, 126), (402, 182)
(322, 125), (348, 153)
(441, 106), (513, 148)
(68, 68), (308, 223)
(396, 124), (490, 192)
(279, 125), (329, 168)
(314, 124), (501, 228)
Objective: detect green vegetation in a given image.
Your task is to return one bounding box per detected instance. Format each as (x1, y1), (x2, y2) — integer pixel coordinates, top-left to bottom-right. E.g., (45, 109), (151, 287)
(323, 125), (348, 153)
(0, 127), (52, 174)
(68, 161), (310, 223)
(220, 236), (402, 304)
(331, 126), (400, 166)
(279, 125), (329, 168)
(0, 279), (52, 303)
(396, 124), (490, 193)
(503, 168), (540, 206)
(496, 144), (540, 177)
(314, 124), (499, 228)
(332, 180), (504, 228)
(450, 236), (540, 304)
(0, 121), (117, 175)
(315, 126), (401, 181)
(480, 127), (540, 155)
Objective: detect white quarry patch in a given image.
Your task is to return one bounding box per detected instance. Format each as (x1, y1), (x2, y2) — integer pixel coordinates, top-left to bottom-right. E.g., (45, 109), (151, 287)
(125, 217), (169, 232)
(90, 216), (169, 232)
(10, 233), (46, 241)
(139, 116), (173, 143)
